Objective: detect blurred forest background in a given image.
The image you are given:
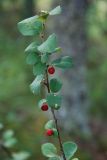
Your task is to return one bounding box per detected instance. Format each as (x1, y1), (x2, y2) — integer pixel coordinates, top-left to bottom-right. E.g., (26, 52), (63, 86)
(0, 0), (107, 160)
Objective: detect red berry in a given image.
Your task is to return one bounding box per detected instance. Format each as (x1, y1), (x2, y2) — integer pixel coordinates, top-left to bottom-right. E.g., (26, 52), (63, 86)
(41, 103), (48, 111)
(46, 129), (54, 136)
(48, 66), (55, 75)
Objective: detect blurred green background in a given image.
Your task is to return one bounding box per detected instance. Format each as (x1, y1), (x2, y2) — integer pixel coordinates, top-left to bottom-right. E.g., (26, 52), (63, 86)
(0, 0), (107, 160)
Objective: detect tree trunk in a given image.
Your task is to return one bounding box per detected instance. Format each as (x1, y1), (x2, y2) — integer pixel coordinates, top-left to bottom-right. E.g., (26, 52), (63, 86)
(52, 0), (91, 134)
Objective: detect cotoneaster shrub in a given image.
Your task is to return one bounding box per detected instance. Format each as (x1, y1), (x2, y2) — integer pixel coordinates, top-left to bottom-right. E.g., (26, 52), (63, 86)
(18, 6), (79, 160)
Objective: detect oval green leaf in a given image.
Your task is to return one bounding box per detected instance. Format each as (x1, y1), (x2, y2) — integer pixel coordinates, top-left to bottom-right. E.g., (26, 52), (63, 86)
(63, 141), (77, 160)
(33, 62), (46, 76)
(4, 138), (17, 148)
(18, 16), (43, 36)
(41, 53), (49, 63)
(41, 143), (57, 158)
(50, 78), (62, 92)
(38, 34), (59, 54)
(26, 53), (40, 65)
(52, 56), (73, 69)
(45, 120), (55, 130)
(46, 93), (62, 108)
(25, 41), (40, 53)
(3, 130), (14, 140)
(12, 151), (30, 160)
(30, 74), (44, 94)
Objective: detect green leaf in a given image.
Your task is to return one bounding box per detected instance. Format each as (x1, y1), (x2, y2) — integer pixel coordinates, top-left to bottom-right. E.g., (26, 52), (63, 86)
(48, 156), (61, 160)
(46, 93), (62, 108)
(12, 151), (30, 160)
(38, 99), (47, 108)
(4, 138), (17, 148)
(50, 78), (62, 92)
(33, 62), (46, 76)
(30, 74), (44, 94)
(41, 143), (57, 158)
(26, 53), (40, 65)
(18, 16), (43, 36)
(41, 53), (49, 63)
(49, 6), (62, 15)
(52, 56), (73, 69)
(3, 130), (14, 140)
(45, 120), (55, 130)
(53, 129), (58, 137)
(38, 34), (59, 54)
(72, 158), (79, 160)
(25, 41), (39, 53)
(63, 141), (77, 160)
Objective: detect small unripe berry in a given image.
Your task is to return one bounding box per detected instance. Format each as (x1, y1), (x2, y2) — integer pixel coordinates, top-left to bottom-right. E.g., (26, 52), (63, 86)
(48, 66), (55, 75)
(46, 129), (54, 136)
(41, 103), (48, 111)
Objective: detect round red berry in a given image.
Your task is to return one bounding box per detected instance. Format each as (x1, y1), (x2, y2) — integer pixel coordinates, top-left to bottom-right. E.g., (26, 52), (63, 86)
(41, 103), (48, 111)
(48, 66), (55, 75)
(46, 129), (54, 136)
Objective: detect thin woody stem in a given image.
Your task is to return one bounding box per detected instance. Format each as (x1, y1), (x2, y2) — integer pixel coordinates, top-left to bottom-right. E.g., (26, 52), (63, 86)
(41, 23), (66, 160)
(45, 70), (66, 160)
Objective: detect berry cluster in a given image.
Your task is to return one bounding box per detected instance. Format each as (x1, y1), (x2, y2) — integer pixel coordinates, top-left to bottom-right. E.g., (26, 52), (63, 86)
(41, 66), (56, 137)
(40, 66), (55, 113)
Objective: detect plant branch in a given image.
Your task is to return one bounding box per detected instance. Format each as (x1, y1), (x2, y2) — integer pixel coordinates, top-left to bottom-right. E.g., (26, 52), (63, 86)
(45, 69), (67, 160)
(41, 22), (66, 160)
